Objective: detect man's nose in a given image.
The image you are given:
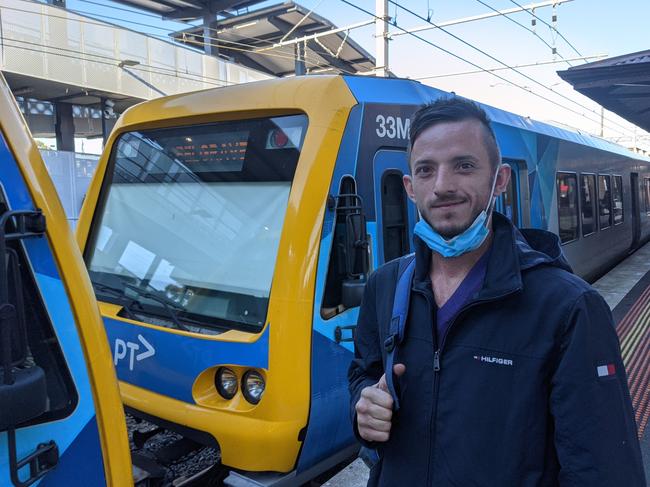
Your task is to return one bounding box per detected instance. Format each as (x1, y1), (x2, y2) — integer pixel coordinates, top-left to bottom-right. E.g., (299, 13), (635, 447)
(433, 167), (457, 195)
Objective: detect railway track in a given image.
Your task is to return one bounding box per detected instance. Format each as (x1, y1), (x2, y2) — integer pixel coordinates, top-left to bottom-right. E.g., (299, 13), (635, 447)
(128, 414), (355, 487)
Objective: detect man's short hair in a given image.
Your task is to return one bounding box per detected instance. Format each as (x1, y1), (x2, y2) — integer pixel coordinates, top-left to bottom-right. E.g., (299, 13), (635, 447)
(408, 97), (501, 170)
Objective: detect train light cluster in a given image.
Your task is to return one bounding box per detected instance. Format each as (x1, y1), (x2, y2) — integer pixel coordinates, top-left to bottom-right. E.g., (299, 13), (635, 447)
(215, 367), (266, 404)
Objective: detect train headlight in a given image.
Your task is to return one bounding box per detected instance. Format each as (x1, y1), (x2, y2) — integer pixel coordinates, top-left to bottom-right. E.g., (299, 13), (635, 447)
(215, 367), (238, 400)
(242, 370), (265, 404)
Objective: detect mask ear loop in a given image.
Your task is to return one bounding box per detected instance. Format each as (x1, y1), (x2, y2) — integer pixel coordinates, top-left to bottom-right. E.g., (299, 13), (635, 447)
(485, 164), (502, 215)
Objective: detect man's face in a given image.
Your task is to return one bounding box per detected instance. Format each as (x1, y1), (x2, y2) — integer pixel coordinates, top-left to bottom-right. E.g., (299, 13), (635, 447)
(403, 119), (510, 239)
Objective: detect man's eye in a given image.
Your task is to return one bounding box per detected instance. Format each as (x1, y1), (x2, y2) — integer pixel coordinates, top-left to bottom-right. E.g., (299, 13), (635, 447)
(459, 162), (475, 170)
(415, 166), (432, 175)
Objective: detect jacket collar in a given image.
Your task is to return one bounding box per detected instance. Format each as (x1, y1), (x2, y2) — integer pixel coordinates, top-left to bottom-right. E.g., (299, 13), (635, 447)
(412, 212), (572, 300)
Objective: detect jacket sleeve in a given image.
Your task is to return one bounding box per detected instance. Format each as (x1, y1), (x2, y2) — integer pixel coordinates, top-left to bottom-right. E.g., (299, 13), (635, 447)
(348, 270), (385, 447)
(550, 290), (646, 486)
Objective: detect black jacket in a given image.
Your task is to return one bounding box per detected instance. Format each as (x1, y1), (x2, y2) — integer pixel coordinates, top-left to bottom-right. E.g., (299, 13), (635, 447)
(348, 213), (645, 486)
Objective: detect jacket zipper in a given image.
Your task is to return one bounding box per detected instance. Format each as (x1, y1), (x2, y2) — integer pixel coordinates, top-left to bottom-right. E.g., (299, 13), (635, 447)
(427, 289), (518, 484)
(413, 286), (436, 486)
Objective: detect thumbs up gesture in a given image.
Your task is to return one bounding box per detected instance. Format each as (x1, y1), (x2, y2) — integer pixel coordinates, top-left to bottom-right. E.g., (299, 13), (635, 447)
(355, 364), (406, 442)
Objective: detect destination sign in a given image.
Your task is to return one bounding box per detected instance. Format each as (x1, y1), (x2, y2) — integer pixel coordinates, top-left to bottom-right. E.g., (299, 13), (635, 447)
(171, 130), (249, 172)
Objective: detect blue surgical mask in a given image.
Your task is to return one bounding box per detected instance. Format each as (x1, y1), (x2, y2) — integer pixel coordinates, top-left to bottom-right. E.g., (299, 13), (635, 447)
(414, 166), (500, 258)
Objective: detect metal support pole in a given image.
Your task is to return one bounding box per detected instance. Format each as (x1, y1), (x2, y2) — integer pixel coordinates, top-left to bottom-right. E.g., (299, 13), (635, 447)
(600, 106), (604, 137)
(375, 0), (389, 77)
(203, 12), (217, 56)
(295, 42), (306, 76)
(54, 102), (74, 152)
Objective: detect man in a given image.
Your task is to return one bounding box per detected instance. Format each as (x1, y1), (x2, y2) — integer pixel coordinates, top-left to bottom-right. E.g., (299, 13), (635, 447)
(348, 98), (645, 486)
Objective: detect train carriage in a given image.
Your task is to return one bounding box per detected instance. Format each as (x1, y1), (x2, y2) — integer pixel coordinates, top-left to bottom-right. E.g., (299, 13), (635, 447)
(75, 75), (650, 485)
(0, 73), (132, 487)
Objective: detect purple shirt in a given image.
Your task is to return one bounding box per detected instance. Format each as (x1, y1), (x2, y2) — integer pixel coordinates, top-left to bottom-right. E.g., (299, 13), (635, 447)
(435, 247), (491, 344)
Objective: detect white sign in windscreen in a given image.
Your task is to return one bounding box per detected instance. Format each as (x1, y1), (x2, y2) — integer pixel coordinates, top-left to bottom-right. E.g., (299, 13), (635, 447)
(89, 181), (291, 298)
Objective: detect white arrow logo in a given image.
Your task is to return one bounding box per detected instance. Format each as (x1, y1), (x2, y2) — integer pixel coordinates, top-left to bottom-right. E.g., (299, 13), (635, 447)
(136, 334), (155, 361)
(114, 334), (156, 371)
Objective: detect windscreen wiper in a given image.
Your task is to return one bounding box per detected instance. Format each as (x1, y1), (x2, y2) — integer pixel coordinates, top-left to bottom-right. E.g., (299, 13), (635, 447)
(92, 282), (138, 320)
(92, 282), (189, 332)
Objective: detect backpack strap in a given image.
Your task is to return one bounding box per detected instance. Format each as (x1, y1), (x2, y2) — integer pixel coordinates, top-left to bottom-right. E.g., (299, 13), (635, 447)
(384, 253), (416, 412)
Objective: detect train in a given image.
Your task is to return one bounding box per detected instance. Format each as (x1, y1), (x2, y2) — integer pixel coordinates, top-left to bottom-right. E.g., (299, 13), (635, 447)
(74, 75), (650, 485)
(0, 73), (132, 486)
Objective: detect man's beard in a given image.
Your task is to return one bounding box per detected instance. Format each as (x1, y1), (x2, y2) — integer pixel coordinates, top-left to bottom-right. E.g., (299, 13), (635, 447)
(424, 207), (481, 240)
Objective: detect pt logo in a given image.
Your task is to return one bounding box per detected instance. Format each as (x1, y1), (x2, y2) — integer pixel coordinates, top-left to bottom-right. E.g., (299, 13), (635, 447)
(114, 334), (156, 371)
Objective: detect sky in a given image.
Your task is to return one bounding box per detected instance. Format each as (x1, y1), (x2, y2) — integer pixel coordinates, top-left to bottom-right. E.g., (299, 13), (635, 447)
(62, 0), (650, 151)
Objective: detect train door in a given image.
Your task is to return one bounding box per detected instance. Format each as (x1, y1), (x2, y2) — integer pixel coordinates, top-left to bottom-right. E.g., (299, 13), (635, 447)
(372, 149), (417, 266)
(630, 172), (641, 249)
(0, 75), (131, 486)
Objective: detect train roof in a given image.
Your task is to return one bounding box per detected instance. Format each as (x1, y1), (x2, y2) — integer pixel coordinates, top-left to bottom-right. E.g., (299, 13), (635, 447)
(116, 74), (648, 163)
(343, 75), (650, 163)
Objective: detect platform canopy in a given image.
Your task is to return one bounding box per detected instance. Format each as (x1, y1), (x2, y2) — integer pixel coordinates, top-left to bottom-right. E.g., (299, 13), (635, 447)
(558, 50), (650, 133)
(111, 0), (265, 20)
(164, 1), (375, 76)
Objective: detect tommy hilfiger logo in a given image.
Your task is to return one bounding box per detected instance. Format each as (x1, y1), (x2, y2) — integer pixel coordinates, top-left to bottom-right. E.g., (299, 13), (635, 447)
(473, 354), (514, 366)
(597, 363), (616, 377)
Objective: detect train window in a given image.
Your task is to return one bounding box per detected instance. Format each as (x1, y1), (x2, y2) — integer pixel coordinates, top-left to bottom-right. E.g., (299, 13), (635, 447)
(86, 114), (308, 334)
(580, 174), (597, 236)
(598, 175), (612, 229)
(612, 175), (623, 225)
(381, 171), (409, 262)
(0, 199), (78, 427)
(645, 178), (650, 214)
(556, 172), (579, 243)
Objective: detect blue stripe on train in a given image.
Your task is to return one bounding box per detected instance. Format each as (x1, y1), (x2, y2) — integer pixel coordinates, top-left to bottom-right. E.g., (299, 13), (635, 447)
(104, 317), (270, 403)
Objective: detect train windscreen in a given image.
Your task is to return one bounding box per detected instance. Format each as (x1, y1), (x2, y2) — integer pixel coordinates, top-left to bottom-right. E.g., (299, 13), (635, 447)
(85, 114), (308, 334)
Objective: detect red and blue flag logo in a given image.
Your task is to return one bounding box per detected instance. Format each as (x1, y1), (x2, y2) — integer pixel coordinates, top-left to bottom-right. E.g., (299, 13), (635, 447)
(596, 363), (616, 377)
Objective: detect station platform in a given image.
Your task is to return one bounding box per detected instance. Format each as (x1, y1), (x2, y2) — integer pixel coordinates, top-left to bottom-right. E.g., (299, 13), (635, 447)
(325, 241), (650, 486)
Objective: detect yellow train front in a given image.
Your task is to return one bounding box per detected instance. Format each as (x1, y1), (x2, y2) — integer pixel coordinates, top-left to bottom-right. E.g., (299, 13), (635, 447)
(76, 76), (366, 484)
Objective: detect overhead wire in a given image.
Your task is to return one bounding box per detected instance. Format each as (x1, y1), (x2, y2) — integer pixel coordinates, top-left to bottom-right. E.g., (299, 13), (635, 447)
(386, 0), (632, 135)
(473, 0), (573, 66)
(508, 0), (583, 57)
(338, 0), (631, 137)
(414, 55), (606, 80)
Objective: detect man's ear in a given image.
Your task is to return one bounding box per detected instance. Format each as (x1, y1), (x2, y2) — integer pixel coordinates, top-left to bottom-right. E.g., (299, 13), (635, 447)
(494, 164), (512, 197)
(403, 173), (416, 203)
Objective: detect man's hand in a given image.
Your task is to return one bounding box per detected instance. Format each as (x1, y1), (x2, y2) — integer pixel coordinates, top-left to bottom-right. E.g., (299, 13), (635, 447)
(355, 364), (406, 442)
